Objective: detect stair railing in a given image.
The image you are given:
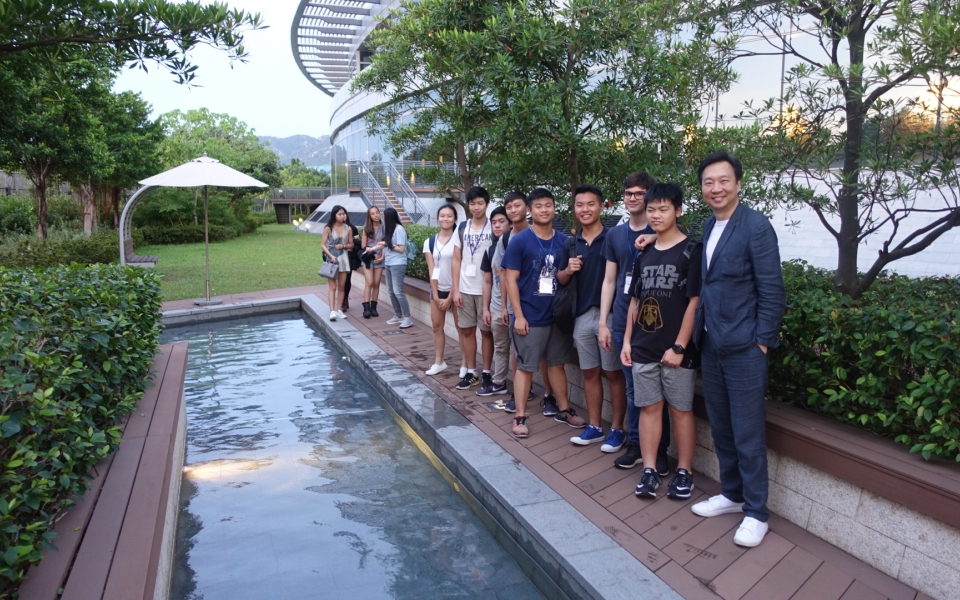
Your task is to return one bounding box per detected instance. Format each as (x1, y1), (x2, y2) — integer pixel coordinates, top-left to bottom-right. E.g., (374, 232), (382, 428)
(384, 162), (429, 225)
(352, 161), (391, 215)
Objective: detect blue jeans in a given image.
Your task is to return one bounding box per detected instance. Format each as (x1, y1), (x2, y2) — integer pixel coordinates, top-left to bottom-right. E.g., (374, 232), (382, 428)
(384, 264), (410, 318)
(613, 329), (669, 453)
(700, 333), (770, 522)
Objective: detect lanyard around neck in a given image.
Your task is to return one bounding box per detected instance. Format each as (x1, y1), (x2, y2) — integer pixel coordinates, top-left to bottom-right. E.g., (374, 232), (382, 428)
(467, 219), (489, 258)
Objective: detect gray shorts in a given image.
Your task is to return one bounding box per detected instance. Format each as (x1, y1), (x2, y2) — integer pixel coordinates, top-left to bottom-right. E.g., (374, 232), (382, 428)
(573, 307), (620, 372)
(632, 362), (697, 410)
(510, 321), (575, 372)
(457, 293), (491, 331)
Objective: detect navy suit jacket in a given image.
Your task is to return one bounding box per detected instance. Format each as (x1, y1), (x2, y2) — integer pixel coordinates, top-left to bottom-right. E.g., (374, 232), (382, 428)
(696, 202), (786, 352)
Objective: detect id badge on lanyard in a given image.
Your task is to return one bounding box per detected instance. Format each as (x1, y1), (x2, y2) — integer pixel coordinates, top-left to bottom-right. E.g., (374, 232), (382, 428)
(539, 275), (555, 296)
(623, 274), (633, 294)
(465, 264), (478, 278)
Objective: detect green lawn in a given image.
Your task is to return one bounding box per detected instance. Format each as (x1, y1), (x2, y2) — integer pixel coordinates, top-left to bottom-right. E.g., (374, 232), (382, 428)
(141, 224), (324, 301)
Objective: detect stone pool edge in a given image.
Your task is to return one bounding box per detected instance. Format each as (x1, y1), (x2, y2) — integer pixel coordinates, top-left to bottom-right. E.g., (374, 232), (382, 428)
(162, 295), (682, 600)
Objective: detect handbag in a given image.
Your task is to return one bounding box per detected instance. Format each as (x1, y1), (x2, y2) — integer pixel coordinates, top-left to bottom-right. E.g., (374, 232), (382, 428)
(318, 260), (339, 280)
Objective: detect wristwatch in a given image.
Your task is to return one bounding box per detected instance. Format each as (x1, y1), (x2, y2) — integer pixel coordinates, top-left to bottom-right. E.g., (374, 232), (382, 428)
(672, 344), (685, 355)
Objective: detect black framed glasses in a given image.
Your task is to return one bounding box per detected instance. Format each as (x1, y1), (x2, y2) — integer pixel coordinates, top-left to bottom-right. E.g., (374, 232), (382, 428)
(623, 191), (646, 199)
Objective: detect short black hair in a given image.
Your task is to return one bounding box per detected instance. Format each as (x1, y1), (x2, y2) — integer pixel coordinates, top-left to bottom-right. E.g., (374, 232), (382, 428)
(623, 171), (657, 191)
(572, 184), (603, 204)
(503, 191), (527, 205)
(527, 187), (554, 207)
(437, 204), (458, 221)
(465, 185), (491, 204)
(644, 182), (683, 209)
(697, 150), (743, 184)
(490, 206), (508, 221)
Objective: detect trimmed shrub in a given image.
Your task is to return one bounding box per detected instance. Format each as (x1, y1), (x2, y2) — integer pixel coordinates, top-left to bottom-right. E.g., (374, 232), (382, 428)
(0, 197), (35, 237)
(0, 230), (119, 268)
(770, 261), (960, 461)
(137, 223), (236, 245)
(0, 265), (162, 596)
(404, 224), (438, 282)
(45, 195), (82, 231)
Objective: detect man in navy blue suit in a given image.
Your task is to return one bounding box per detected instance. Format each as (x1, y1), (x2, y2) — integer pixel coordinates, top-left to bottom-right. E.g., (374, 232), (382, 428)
(690, 151), (786, 548)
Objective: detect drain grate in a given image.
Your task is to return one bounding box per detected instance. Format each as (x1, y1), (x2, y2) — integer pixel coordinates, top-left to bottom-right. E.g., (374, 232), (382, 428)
(381, 329), (405, 335)
(480, 400), (507, 412)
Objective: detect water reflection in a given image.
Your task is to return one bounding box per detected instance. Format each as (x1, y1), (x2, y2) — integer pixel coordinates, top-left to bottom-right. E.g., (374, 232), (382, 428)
(163, 313), (543, 600)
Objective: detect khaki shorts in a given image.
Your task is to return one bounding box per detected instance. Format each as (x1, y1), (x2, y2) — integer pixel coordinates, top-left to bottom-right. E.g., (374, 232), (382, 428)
(573, 307), (620, 372)
(458, 293), (491, 331)
(632, 362), (697, 410)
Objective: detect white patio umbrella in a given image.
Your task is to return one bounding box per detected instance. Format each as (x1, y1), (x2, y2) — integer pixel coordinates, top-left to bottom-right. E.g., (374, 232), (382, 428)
(124, 154), (268, 305)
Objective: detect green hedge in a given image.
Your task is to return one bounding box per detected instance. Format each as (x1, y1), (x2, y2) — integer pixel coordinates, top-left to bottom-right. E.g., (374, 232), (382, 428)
(770, 261), (960, 461)
(405, 224), (438, 282)
(135, 223), (235, 245)
(0, 265), (162, 596)
(0, 230), (119, 268)
(0, 198), (34, 237)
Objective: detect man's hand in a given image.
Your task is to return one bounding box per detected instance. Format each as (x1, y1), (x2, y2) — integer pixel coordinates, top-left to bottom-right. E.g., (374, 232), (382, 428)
(758, 344), (768, 355)
(620, 345), (632, 368)
(438, 297), (451, 311)
(513, 316), (529, 336)
(598, 324), (612, 352)
(567, 255), (583, 273)
(452, 291), (463, 308)
(661, 349), (682, 368)
(483, 308), (491, 328)
(501, 308), (510, 326)
(634, 233), (657, 251)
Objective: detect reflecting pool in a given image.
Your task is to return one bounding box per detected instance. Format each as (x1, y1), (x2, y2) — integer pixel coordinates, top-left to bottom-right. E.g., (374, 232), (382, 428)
(162, 313), (543, 600)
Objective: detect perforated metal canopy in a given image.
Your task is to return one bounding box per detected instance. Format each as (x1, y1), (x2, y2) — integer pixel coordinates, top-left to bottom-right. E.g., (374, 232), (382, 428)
(292, 0), (384, 96)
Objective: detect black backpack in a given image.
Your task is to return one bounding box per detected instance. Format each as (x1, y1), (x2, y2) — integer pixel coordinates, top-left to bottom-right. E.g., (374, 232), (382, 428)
(552, 236), (578, 334)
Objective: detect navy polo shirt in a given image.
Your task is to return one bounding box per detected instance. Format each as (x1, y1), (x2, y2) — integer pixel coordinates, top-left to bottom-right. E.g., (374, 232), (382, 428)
(574, 226), (608, 317)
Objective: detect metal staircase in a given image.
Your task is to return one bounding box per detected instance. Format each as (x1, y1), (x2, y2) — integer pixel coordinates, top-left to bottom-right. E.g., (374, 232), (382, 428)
(349, 161), (430, 226)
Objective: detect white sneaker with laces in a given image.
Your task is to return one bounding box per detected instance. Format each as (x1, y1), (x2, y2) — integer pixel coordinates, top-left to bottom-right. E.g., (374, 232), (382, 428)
(386, 316), (402, 325)
(337, 310), (347, 319)
(425, 362), (447, 376)
(733, 516), (768, 547)
(691, 494), (744, 517)
(329, 311), (338, 321)
(399, 317), (414, 328)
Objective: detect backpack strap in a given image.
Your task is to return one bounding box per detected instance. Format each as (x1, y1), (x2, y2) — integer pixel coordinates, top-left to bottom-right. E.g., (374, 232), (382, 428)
(429, 234), (436, 253)
(457, 220), (467, 247)
(502, 227), (512, 249)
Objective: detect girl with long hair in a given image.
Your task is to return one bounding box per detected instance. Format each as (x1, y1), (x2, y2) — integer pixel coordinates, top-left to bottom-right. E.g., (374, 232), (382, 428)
(360, 206), (385, 318)
(423, 205), (460, 375)
(379, 207), (413, 328)
(321, 206), (353, 321)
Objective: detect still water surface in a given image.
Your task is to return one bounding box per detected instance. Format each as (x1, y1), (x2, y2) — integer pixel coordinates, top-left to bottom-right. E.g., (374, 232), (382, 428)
(161, 313), (543, 600)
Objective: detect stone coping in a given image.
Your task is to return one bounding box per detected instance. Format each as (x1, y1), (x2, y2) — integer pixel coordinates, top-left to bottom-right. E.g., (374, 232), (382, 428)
(161, 295), (681, 600)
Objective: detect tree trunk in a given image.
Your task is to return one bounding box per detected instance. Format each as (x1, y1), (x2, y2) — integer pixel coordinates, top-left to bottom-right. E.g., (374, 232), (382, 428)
(78, 182), (96, 235)
(568, 146), (581, 235)
(111, 187), (121, 228)
(35, 178), (48, 240)
(833, 29), (866, 299)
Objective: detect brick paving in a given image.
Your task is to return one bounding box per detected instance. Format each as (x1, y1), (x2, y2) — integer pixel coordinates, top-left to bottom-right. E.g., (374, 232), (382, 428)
(163, 284), (926, 600)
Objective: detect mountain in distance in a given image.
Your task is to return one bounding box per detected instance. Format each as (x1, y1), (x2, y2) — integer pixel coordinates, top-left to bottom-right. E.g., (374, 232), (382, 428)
(259, 134), (331, 169)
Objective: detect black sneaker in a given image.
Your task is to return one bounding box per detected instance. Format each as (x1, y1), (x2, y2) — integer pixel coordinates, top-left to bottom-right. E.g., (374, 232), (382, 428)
(541, 394), (558, 416)
(656, 452), (670, 477)
(614, 443), (642, 469)
(475, 373), (496, 396)
(667, 469), (695, 499)
(635, 468), (661, 498)
(503, 397), (517, 413)
(455, 374), (479, 390)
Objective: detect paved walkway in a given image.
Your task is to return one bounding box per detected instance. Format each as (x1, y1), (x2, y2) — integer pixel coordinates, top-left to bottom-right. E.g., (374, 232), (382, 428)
(162, 284), (927, 600)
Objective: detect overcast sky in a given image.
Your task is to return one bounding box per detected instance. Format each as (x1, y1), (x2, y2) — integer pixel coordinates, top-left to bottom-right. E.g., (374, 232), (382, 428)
(113, 0), (333, 139)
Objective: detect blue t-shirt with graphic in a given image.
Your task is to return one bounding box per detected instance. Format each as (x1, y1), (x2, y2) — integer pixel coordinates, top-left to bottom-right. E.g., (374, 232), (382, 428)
(501, 228), (569, 327)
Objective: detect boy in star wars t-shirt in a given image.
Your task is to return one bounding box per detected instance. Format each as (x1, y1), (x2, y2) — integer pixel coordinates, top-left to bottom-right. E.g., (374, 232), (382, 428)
(621, 183), (702, 501)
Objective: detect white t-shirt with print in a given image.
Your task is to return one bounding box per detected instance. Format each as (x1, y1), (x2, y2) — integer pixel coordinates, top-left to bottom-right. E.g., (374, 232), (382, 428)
(423, 233), (457, 293)
(453, 218), (493, 296)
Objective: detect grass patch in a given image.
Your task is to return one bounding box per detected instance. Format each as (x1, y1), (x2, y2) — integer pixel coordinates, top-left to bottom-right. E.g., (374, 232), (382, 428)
(140, 224), (323, 301)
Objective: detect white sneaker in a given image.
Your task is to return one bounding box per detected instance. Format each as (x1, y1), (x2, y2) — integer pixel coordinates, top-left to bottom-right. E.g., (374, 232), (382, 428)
(691, 494), (744, 517)
(386, 316), (402, 325)
(337, 310), (347, 320)
(329, 311), (338, 321)
(399, 317), (414, 328)
(425, 362), (447, 376)
(733, 517), (768, 547)
(459, 365), (468, 378)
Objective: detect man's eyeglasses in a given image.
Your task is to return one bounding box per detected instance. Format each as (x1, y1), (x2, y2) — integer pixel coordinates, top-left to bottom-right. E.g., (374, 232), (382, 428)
(623, 191), (646, 199)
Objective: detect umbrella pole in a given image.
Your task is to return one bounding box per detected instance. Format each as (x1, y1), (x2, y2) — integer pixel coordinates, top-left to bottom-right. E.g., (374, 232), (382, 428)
(195, 185), (221, 306)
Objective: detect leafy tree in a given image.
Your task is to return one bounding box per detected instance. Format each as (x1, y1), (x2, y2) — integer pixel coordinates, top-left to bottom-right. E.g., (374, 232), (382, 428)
(0, 0), (264, 84)
(280, 158), (331, 188)
(0, 59), (113, 239)
(355, 0), (736, 219)
(728, 0), (960, 296)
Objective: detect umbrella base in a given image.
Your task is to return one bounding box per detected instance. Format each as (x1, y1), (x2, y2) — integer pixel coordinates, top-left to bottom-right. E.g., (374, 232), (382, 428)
(194, 299), (223, 306)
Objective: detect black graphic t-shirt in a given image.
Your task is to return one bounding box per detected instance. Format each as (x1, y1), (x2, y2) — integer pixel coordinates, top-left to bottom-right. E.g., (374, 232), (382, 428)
(629, 239), (703, 367)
